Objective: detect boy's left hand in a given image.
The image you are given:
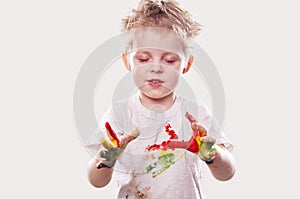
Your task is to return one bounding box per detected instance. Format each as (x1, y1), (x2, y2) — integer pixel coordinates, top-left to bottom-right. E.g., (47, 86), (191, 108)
(145, 112), (217, 162)
(185, 112), (217, 162)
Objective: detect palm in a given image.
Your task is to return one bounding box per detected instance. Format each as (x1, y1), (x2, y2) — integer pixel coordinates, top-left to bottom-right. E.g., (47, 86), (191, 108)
(98, 122), (140, 168)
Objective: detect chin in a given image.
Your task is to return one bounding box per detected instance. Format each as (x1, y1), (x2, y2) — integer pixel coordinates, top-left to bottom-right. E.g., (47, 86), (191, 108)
(143, 91), (173, 100)
(139, 85), (174, 100)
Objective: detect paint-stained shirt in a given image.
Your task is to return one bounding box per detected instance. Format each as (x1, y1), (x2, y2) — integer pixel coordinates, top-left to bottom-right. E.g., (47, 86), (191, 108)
(87, 94), (233, 199)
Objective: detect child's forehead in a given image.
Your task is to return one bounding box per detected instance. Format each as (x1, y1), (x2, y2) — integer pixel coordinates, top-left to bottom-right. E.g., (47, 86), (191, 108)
(131, 28), (186, 56)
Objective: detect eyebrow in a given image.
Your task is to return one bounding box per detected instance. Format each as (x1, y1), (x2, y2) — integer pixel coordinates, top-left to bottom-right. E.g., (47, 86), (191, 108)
(135, 50), (180, 58)
(135, 50), (151, 56)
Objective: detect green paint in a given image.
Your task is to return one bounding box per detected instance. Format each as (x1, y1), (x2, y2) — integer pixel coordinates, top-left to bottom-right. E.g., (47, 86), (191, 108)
(146, 152), (175, 178)
(199, 142), (216, 161)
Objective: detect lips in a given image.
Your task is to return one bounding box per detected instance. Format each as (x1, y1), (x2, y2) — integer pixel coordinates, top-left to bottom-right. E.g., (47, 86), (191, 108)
(147, 79), (164, 87)
(147, 79), (163, 83)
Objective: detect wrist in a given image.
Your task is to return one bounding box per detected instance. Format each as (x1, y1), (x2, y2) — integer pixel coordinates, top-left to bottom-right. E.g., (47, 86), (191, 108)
(97, 162), (112, 169)
(205, 158), (215, 165)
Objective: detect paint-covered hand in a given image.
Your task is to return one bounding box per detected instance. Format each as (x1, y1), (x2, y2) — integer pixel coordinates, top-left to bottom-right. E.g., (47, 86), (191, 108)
(185, 112), (217, 162)
(96, 122), (140, 168)
(145, 113), (216, 162)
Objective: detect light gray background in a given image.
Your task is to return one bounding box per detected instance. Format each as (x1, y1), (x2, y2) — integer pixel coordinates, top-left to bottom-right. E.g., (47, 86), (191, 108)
(1, 0), (299, 198)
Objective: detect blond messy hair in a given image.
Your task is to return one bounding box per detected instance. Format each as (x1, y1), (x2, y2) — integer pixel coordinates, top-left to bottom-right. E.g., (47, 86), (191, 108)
(122, 0), (201, 38)
(121, 0), (201, 55)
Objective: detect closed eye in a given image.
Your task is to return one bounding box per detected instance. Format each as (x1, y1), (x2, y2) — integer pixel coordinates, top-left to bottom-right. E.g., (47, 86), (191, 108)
(133, 53), (151, 63)
(163, 59), (176, 64)
(162, 53), (181, 65)
(138, 58), (150, 63)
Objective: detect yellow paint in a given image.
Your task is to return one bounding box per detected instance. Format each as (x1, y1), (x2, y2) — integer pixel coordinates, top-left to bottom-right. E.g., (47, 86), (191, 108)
(195, 135), (201, 154)
(100, 138), (113, 149)
(159, 150), (170, 156)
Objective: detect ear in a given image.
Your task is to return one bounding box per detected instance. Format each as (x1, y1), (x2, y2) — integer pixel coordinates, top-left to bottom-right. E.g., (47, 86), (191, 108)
(122, 53), (131, 71)
(182, 55), (194, 74)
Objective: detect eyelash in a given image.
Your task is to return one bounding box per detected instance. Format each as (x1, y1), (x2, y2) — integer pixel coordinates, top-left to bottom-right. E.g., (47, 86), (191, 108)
(136, 57), (178, 64)
(163, 59), (176, 64)
(138, 58), (149, 63)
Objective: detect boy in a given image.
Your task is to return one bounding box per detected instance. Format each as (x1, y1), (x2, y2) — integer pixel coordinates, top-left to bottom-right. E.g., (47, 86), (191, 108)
(87, 0), (235, 198)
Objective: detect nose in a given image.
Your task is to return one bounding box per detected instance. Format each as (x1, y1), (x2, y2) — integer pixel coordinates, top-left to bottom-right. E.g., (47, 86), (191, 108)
(150, 63), (163, 73)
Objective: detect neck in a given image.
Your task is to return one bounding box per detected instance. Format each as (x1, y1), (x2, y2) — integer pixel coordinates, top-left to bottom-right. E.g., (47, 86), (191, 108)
(139, 92), (176, 112)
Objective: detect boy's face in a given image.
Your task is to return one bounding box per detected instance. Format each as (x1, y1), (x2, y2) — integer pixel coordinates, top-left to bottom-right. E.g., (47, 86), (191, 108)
(123, 28), (192, 100)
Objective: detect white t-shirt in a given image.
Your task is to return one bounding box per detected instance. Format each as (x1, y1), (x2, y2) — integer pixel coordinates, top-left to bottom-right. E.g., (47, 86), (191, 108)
(87, 94), (233, 199)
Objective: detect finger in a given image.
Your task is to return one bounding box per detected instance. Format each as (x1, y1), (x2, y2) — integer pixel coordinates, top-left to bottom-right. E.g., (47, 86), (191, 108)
(209, 149), (217, 158)
(97, 147), (121, 168)
(100, 138), (113, 150)
(120, 128), (140, 149)
(185, 112), (198, 124)
(199, 147), (217, 161)
(205, 148), (217, 161)
(200, 141), (215, 152)
(191, 123), (207, 137)
(105, 122), (120, 147)
(199, 136), (215, 143)
(185, 112), (200, 136)
(85, 144), (102, 151)
(185, 112), (207, 137)
(100, 150), (108, 159)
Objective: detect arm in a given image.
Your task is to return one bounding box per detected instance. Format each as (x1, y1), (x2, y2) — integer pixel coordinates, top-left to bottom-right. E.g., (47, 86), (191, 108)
(206, 144), (236, 181)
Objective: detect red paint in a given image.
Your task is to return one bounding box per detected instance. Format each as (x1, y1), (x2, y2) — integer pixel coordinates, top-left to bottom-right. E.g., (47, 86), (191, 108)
(186, 136), (199, 152)
(165, 124), (178, 139)
(146, 124), (181, 151)
(146, 144), (161, 151)
(145, 123), (205, 153)
(105, 122), (120, 147)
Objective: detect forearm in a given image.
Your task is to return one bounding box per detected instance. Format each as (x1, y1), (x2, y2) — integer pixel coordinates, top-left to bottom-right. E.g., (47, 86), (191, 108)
(207, 145), (236, 181)
(87, 158), (113, 188)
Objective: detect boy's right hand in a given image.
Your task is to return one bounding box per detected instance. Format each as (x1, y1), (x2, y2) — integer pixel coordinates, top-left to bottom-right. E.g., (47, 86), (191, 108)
(96, 122), (140, 169)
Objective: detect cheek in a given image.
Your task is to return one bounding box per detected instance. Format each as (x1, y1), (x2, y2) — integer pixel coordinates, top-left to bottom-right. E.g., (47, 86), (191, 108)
(165, 67), (181, 83)
(163, 73), (180, 92)
(169, 75), (180, 87)
(132, 69), (144, 87)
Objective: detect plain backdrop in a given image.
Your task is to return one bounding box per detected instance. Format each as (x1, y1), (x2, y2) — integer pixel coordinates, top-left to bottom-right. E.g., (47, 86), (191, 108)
(1, 0), (299, 198)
